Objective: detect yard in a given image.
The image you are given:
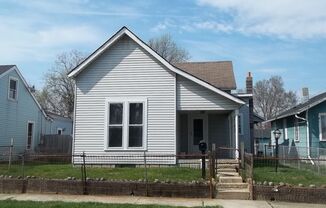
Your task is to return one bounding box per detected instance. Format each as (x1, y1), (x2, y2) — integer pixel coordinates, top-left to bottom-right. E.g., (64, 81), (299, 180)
(0, 200), (221, 208)
(253, 165), (326, 186)
(0, 163), (203, 182)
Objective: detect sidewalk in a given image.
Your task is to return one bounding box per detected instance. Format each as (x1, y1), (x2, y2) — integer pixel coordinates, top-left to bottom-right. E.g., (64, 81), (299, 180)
(0, 194), (325, 208)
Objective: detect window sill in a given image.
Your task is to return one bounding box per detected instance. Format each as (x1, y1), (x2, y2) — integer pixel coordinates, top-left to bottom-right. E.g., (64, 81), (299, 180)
(8, 98), (17, 102)
(104, 148), (147, 152)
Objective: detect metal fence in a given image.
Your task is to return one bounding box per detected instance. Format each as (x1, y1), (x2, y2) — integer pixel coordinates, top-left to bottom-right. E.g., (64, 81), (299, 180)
(0, 152), (213, 181)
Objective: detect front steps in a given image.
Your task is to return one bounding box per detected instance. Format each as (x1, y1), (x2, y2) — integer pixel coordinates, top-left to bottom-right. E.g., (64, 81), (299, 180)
(216, 159), (250, 200)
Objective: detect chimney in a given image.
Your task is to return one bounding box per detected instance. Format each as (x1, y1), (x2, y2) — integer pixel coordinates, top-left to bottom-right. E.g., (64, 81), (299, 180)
(302, 87), (309, 102)
(246, 72), (253, 94)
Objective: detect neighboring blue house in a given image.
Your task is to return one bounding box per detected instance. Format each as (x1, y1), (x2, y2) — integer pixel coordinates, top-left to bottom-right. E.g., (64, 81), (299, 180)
(46, 112), (73, 135)
(269, 92), (326, 158)
(0, 65), (73, 154)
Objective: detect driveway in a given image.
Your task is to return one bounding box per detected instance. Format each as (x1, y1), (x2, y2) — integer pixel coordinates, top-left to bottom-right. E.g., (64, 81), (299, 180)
(0, 194), (325, 208)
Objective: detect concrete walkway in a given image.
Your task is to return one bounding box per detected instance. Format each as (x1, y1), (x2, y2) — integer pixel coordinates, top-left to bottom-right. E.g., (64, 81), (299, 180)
(0, 194), (325, 208)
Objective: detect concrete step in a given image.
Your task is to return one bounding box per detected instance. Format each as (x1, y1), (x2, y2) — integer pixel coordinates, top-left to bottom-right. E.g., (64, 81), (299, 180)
(217, 164), (239, 169)
(216, 168), (236, 172)
(219, 176), (243, 183)
(216, 159), (238, 164)
(217, 183), (248, 189)
(216, 172), (239, 177)
(216, 189), (250, 200)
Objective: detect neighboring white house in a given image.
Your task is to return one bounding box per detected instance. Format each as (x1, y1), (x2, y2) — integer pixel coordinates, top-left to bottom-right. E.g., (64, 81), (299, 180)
(68, 27), (253, 164)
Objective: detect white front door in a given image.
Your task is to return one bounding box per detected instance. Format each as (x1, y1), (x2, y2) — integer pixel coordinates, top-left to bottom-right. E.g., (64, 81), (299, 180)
(188, 113), (208, 153)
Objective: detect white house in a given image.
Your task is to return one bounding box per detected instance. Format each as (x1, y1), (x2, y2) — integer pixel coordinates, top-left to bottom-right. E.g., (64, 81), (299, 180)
(68, 27), (253, 164)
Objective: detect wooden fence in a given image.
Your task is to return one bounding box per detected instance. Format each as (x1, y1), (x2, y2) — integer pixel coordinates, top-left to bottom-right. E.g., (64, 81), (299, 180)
(38, 135), (72, 154)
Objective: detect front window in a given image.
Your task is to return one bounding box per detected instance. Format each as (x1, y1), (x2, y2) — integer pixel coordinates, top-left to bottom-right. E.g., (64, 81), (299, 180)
(319, 113), (326, 141)
(108, 103), (123, 147)
(8, 77), (18, 100)
(105, 98), (147, 150)
(128, 103), (143, 147)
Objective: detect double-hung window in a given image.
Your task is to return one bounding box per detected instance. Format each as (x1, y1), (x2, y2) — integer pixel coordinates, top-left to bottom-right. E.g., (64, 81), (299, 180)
(105, 98), (147, 150)
(8, 77), (18, 100)
(319, 113), (326, 141)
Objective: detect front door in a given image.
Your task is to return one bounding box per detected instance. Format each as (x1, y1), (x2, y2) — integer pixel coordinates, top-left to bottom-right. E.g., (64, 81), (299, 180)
(188, 113), (208, 153)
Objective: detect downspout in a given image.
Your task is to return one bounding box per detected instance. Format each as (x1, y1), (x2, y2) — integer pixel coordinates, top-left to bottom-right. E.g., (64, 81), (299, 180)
(295, 113), (314, 165)
(305, 111), (314, 165)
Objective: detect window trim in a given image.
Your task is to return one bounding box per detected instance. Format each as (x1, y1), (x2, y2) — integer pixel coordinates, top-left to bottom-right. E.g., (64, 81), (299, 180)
(104, 97), (147, 151)
(319, 113), (326, 141)
(26, 121), (34, 150)
(294, 118), (300, 142)
(8, 76), (19, 101)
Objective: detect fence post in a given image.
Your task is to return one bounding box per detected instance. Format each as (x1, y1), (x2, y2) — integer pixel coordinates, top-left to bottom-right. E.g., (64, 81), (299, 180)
(21, 153), (25, 179)
(143, 151), (148, 196)
(81, 152), (87, 195)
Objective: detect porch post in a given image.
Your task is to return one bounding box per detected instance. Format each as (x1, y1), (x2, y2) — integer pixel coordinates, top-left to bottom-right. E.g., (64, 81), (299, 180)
(235, 109), (239, 159)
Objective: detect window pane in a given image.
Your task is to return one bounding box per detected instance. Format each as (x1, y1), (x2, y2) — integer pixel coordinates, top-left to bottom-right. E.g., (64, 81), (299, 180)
(109, 103), (123, 124)
(109, 126), (122, 147)
(10, 79), (16, 90)
(129, 103), (143, 124)
(193, 119), (203, 145)
(322, 115), (326, 140)
(129, 126), (143, 147)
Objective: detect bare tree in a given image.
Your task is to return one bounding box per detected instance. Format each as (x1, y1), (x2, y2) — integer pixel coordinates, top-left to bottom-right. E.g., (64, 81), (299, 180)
(148, 34), (190, 63)
(35, 50), (85, 118)
(254, 76), (298, 120)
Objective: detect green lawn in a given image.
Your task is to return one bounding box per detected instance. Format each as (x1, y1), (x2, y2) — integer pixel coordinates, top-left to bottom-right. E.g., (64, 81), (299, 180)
(254, 165), (326, 186)
(0, 200), (222, 208)
(0, 164), (203, 182)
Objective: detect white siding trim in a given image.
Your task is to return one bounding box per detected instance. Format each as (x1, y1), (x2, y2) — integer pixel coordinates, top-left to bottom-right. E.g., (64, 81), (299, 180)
(68, 27), (244, 105)
(235, 109), (239, 159)
(283, 118), (288, 140)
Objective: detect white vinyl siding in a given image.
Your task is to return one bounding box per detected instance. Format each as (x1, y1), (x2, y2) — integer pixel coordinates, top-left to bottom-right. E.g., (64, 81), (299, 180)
(73, 35), (176, 163)
(177, 76), (239, 110)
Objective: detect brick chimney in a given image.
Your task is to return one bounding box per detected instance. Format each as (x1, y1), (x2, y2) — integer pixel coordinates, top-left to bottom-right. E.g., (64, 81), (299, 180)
(246, 72), (253, 94)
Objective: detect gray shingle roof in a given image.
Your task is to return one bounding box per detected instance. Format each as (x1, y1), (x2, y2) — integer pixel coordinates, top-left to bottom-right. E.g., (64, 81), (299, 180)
(174, 61), (236, 90)
(272, 92), (326, 121)
(0, 65), (15, 75)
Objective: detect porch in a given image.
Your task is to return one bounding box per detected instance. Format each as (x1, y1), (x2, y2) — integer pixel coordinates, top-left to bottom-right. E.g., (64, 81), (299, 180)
(176, 110), (240, 158)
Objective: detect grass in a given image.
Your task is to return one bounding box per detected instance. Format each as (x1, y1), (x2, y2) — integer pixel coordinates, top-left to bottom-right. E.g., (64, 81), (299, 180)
(0, 200), (222, 208)
(254, 165), (326, 186)
(0, 163), (202, 182)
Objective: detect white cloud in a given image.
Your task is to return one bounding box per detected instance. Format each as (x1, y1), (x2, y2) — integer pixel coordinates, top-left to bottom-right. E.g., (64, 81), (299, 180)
(0, 15), (102, 62)
(194, 21), (233, 33)
(256, 68), (288, 74)
(37, 26), (99, 46)
(197, 0), (326, 39)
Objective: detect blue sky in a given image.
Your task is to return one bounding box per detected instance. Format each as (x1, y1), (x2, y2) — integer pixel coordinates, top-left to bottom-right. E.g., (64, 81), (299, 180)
(1, 0), (326, 96)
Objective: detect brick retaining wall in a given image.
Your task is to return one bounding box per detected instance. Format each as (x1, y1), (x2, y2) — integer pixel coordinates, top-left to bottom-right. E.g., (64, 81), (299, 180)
(0, 179), (211, 198)
(253, 185), (326, 204)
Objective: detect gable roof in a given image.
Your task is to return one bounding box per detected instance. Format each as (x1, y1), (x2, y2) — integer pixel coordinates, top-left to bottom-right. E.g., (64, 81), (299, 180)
(0, 65), (15, 76)
(269, 92), (326, 122)
(68, 26), (244, 105)
(46, 111), (73, 122)
(174, 61), (236, 90)
(0, 65), (50, 120)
